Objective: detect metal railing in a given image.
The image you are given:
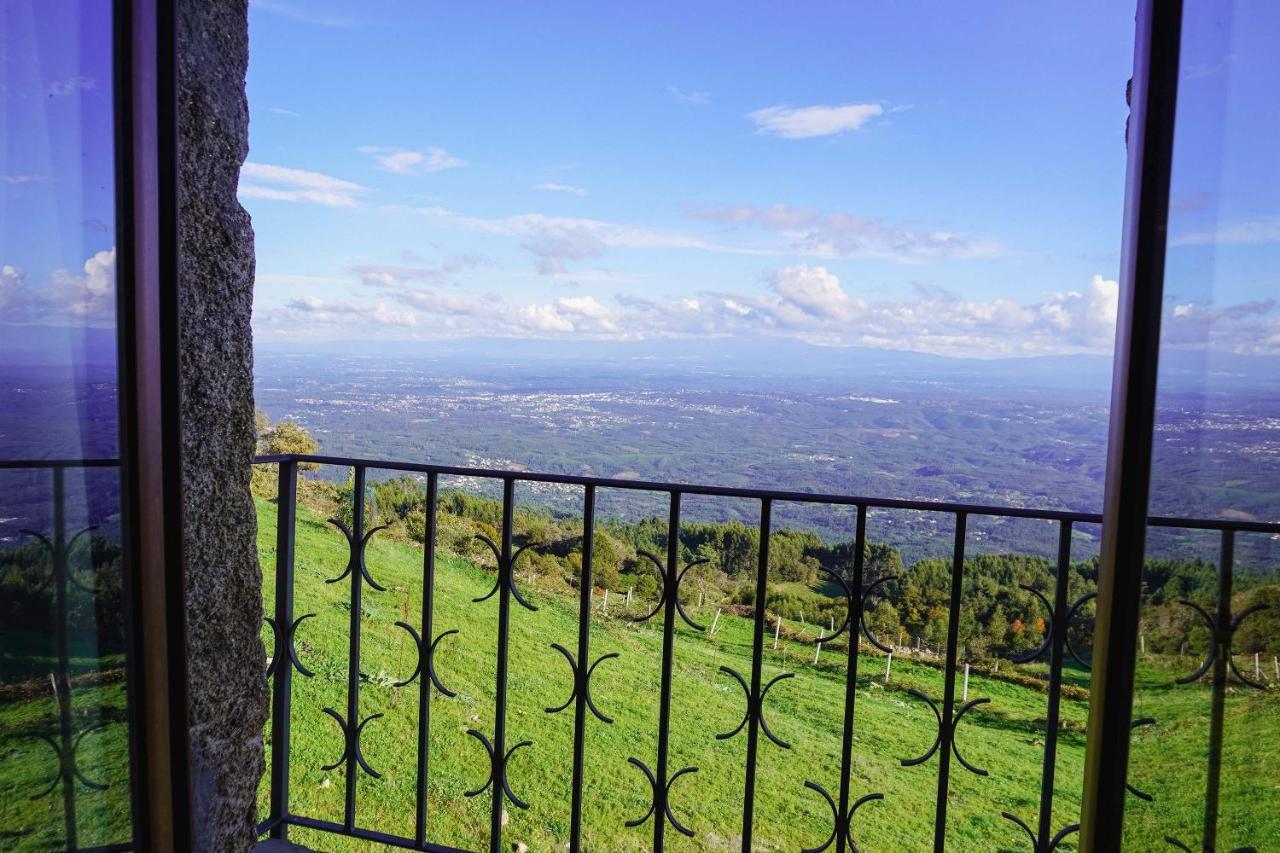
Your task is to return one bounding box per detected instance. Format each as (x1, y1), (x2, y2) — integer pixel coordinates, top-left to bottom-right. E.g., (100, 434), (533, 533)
(252, 453), (1277, 853)
(0, 458), (130, 853)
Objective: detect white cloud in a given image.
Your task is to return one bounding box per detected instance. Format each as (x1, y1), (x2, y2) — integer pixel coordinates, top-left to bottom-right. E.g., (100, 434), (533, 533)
(1170, 216), (1280, 247)
(412, 208), (761, 274)
(266, 106), (301, 117)
(1, 175), (42, 184)
(359, 146), (467, 174)
(239, 162), (368, 207)
(747, 103), (883, 139)
(691, 203), (1001, 262)
(532, 182), (588, 197)
(282, 296), (418, 327)
(0, 250), (117, 324)
(1, 265), (26, 304)
(50, 248), (116, 321)
(515, 296), (620, 335)
(766, 265), (863, 322)
(668, 85), (711, 106)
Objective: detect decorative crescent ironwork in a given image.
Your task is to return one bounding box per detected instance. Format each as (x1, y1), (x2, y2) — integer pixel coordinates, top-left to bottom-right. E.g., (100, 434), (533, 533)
(715, 666), (794, 749)
(1064, 592), (1097, 669)
(320, 708), (383, 779)
(545, 643), (619, 723)
(19, 525), (100, 594)
(471, 535), (538, 612)
(860, 575), (900, 653)
(900, 690), (990, 777)
(1175, 599), (1270, 689)
(30, 722), (110, 800)
(631, 551), (707, 630)
(801, 780), (882, 853)
(325, 519), (389, 591)
(1009, 584), (1054, 664)
(1000, 811), (1079, 852)
(392, 622), (459, 695)
(264, 612), (315, 678)
(812, 565), (853, 641)
(1126, 717), (1156, 801)
(625, 758), (698, 838)
(463, 730), (532, 810)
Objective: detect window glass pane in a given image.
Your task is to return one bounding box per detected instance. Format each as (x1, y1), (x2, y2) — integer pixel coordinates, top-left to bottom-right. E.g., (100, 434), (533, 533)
(1, 1), (134, 848)
(1128, 1), (1280, 848)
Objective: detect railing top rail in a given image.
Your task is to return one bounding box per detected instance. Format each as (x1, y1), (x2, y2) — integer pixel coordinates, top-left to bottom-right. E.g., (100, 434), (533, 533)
(0, 458), (120, 469)
(253, 453), (1280, 535)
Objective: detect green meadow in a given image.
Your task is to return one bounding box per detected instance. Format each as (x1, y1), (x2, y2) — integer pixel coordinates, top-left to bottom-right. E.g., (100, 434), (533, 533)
(1, 494), (1275, 850)
(252, 498), (1278, 852)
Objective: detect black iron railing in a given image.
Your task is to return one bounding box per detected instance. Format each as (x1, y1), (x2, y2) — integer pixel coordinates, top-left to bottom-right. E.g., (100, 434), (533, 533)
(251, 453), (1276, 853)
(0, 458), (130, 853)
(3, 457), (1273, 850)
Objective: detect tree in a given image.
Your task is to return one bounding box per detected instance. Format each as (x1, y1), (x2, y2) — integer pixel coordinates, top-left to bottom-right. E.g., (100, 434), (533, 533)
(251, 411), (320, 496)
(262, 418), (319, 464)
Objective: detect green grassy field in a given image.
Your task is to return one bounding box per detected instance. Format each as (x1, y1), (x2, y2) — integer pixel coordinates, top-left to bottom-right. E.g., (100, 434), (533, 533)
(253, 499), (1280, 852)
(2, 496), (1274, 850)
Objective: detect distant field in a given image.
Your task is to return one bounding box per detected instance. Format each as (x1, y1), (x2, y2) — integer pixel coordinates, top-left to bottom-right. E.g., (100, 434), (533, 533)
(251, 499), (1279, 852)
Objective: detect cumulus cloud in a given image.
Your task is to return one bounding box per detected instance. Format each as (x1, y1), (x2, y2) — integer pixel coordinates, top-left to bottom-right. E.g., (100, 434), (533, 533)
(691, 203), (1001, 262)
(1, 175), (42, 185)
(532, 182), (588, 197)
(360, 146), (467, 174)
(239, 162), (368, 207)
(0, 249), (116, 324)
(276, 245), (1143, 354)
(676, 265), (1115, 354)
(1161, 298), (1280, 353)
(767, 264), (862, 322)
(747, 103), (883, 138)
(51, 248), (116, 320)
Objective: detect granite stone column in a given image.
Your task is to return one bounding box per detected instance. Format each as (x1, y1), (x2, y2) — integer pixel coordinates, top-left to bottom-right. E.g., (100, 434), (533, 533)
(177, 1), (267, 849)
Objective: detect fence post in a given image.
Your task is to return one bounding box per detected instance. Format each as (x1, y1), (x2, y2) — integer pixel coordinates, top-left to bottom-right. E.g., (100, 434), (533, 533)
(774, 617), (781, 650)
(962, 663), (969, 702)
(884, 651), (892, 684)
(269, 459), (298, 840)
(814, 629), (824, 665)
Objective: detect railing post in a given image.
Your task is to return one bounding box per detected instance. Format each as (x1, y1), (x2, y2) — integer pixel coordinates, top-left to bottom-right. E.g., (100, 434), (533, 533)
(490, 478), (516, 853)
(1037, 521), (1074, 847)
(1203, 530), (1233, 851)
(344, 465), (366, 833)
(269, 459), (297, 840)
(47, 467), (79, 850)
(414, 472), (439, 848)
(835, 504), (868, 853)
(740, 498), (772, 851)
(933, 512), (968, 851)
(569, 485), (596, 852)
(653, 491), (681, 853)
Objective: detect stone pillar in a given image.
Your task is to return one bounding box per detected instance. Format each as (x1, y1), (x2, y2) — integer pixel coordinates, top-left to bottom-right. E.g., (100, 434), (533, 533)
(177, 2), (266, 850)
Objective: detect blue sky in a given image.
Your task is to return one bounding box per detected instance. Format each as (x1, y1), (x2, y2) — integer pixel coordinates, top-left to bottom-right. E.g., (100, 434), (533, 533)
(2, 1), (1276, 359)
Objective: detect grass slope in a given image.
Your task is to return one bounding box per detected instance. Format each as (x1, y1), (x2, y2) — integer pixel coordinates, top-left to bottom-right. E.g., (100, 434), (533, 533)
(255, 498), (1272, 852)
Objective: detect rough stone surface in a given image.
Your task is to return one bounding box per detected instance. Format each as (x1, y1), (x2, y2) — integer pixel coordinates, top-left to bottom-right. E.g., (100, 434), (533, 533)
(178, 2), (268, 850)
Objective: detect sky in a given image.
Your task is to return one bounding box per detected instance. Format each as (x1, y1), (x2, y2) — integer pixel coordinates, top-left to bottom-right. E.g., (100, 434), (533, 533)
(1, 1), (1277, 361)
